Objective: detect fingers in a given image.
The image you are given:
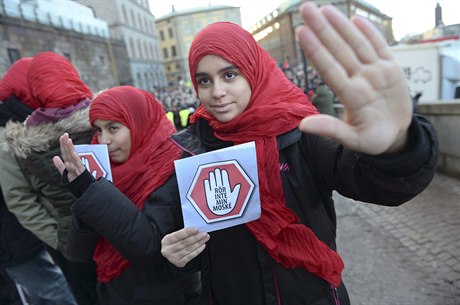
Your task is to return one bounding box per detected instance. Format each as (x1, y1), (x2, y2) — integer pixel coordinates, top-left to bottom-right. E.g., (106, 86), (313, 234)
(58, 133), (85, 180)
(52, 156), (66, 175)
(161, 228), (210, 268)
(296, 4), (348, 95)
(321, 6), (378, 64)
(351, 16), (393, 60)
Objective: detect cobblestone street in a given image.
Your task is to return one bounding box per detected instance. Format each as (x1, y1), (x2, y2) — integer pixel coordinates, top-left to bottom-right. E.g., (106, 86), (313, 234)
(335, 172), (460, 305)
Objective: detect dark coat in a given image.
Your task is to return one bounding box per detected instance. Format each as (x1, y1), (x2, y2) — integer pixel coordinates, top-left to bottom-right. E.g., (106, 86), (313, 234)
(66, 174), (200, 305)
(169, 114), (438, 305)
(0, 186), (44, 268)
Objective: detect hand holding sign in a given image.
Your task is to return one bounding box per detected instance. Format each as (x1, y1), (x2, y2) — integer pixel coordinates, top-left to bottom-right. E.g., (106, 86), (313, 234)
(204, 168), (241, 216)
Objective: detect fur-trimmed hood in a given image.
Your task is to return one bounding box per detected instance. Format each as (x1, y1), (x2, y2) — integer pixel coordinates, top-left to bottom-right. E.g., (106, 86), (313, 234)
(3, 106), (91, 158)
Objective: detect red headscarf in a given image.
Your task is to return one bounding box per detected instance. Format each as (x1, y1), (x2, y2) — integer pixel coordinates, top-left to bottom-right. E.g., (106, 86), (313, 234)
(0, 57), (39, 109)
(189, 22), (343, 287)
(28, 52), (93, 108)
(88, 86), (182, 282)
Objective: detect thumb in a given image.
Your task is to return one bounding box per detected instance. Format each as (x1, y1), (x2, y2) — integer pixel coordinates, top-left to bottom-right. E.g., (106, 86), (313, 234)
(53, 156), (66, 176)
(231, 183), (241, 196)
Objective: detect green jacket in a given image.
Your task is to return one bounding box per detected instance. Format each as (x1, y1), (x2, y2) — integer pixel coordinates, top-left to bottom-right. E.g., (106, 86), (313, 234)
(0, 126), (58, 249)
(3, 106), (93, 255)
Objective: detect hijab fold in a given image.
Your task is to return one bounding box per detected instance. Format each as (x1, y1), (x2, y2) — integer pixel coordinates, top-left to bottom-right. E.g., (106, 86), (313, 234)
(189, 22), (344, 287)
(88, 86), (181, 282)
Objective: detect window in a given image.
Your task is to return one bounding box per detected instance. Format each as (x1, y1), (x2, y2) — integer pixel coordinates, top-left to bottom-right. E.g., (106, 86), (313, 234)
(160, 30), (165, 41)
(122, 5), (128, 23)
(130, 37), (136, 57)
(144, 41), (149, 59)
(137, 39), (143, 58)
(130, 10), (136, 28)
(168, 27), (174, 38)
(7, 48), (21, 64)
(163, 48), (169, 59)
(171, 45), (177, 57)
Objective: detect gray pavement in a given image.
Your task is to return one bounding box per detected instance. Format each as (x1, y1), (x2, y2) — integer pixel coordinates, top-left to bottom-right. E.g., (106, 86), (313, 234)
(335, 172), (460, 305)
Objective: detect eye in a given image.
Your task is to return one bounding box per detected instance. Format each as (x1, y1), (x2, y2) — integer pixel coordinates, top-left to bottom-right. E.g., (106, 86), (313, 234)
(109, 126), (119, 133)
(197, 77), (210, 86)
(225, 72), (237, 80)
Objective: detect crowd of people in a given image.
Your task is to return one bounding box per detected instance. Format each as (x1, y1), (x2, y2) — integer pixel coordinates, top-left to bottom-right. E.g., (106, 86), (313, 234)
(1, 2), (438, 305)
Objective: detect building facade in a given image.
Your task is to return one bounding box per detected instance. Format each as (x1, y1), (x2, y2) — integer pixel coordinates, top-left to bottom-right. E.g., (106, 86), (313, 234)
(156, 5), (241, 83)
(1, 0), (130, 92)
(249, 0), (395, 70)
(76, 0), (167, 90)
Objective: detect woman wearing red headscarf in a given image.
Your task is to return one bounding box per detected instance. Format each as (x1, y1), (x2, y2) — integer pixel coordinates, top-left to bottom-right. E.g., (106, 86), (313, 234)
(1, 57), (78, 305)
(53, 86), (201, 305)
(160, 3), (438, 305)
(4, 51), (98, 305)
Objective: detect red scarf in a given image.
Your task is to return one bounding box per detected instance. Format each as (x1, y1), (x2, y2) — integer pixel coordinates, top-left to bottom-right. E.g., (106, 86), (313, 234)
(0, 57), (39, 109)
(28, 52), (93, 108)
(189, 22), (344, 287)
(89, 86), (182, 282)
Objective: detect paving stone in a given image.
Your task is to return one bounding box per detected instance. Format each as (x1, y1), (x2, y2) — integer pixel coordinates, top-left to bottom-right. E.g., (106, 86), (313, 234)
(335, 172), (460, 305)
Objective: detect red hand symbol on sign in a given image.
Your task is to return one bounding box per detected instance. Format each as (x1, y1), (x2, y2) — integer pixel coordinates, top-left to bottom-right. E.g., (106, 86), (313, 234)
(81, 157), (97, 178)
(78, 153), (106, 180)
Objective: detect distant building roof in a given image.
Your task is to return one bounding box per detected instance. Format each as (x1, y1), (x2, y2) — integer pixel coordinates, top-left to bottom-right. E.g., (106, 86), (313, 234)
(155, 5), (239, 21)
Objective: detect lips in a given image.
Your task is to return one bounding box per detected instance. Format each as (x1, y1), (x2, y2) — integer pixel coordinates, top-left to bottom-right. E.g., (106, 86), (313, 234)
(211, 102), (233, 113)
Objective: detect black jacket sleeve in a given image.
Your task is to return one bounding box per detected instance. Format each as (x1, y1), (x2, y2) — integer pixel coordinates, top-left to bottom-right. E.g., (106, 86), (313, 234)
(70, 175), (183, 263)
(304, 114), (438, 206)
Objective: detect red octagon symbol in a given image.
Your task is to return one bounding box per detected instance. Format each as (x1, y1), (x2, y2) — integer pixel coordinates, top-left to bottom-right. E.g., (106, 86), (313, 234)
(187, 160), (255, 224)
(79, 152), (107, 180)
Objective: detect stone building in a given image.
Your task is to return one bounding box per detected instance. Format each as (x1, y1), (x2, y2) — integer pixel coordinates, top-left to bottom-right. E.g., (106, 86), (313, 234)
(155, 5), (241, 83)
(76, 0), (167, 90)
(249, 0), (395, 73)
(0, 0), (130, 93)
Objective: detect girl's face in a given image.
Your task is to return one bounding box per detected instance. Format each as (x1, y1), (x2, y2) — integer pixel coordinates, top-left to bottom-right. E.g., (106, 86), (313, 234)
(93, 119), (131, 163)
(195, 55), (252, 123)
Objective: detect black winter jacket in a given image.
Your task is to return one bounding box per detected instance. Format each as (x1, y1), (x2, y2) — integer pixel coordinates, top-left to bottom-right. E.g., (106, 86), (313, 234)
(0, 186), (44, 268)
(65, 173), (201, 305)
(169, 114), (438, 305)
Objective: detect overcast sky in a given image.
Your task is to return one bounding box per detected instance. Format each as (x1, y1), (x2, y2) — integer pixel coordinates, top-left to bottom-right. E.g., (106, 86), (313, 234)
(148, 0), (460, 40)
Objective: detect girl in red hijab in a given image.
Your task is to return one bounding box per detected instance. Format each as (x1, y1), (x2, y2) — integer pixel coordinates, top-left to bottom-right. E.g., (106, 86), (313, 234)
(25, 51), (93, 127)
(54, 86), (201, 305)
(161, 2), (438, 304)
(0, 57), (39, 109)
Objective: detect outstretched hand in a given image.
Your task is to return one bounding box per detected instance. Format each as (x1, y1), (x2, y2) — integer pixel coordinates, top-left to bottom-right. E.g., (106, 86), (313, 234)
(296, 2), (412, 155)
(53, 133), (86, 183)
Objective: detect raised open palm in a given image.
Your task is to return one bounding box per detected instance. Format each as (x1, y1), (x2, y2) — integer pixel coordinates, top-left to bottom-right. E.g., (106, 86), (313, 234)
(296, 2), (412, 155)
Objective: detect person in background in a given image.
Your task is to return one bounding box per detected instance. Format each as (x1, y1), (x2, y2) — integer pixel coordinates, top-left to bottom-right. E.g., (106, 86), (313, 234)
(3, 52), (99, 305)
(312, 82), (336, 116)
(160, 2), (438, 305)
(0, 57), (77, 305)
(53, 86), (201, 305)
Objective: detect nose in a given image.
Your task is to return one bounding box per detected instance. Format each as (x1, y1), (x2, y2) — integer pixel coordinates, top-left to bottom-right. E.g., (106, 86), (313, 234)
(212, 80), (226, 98)
(98, 131), (111, 145)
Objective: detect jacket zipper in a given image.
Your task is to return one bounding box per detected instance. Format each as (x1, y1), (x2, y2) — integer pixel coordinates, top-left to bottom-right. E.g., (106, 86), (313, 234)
(332, 285), (340, 305)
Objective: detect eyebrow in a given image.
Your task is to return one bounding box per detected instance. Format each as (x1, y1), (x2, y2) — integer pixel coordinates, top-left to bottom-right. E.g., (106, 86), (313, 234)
(92, 120), (118, 129)
(195, 65), (238, 78)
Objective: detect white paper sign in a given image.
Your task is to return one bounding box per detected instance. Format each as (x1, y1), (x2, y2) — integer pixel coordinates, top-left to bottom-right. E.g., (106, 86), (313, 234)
(174, 142), (260, 232)
(74, 144), (112, 182)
